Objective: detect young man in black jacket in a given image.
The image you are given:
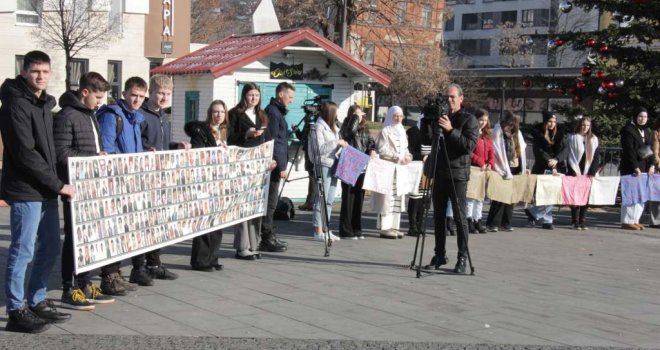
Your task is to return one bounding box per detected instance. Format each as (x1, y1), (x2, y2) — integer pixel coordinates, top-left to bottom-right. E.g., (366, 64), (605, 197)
(54, 72), (118, 310)
(131, 74), (188, 285)
(260, 82), (295, 252)
(423, 84), (479, 274)
(0, 51), (74, 333)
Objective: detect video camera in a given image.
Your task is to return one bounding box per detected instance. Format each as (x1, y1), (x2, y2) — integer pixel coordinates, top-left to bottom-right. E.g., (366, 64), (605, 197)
(302, 95), (328, 117)
(421, 94), (450, 122)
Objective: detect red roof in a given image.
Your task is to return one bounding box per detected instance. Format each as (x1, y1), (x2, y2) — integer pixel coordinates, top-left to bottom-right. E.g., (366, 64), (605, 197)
(152, 28), (390, 86)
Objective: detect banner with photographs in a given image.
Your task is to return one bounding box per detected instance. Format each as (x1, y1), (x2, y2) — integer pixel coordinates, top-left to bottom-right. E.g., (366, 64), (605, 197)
(68, 141), (274, 274)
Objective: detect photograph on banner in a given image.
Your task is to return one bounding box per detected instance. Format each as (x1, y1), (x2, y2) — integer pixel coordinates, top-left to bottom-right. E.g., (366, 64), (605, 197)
(68, 141), (274, 273)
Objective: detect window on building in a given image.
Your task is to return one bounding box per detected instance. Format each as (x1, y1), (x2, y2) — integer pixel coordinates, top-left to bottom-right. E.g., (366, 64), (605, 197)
(531, 37), (548, 55)
(447, 0), (476, 4)
(109, 0), (123, 33)
(365, 0), (378, 23)
(15, 55), (25, 76)
(185, 91), (200, 123)
(521, 9), (549, 27)
(363, 43), (375, 65)
(107, 61), (122, 103)
(459, 39), (491, 56)
(444, 16), (454, 31)
(499, 11), (517, 26)
(421, 4), (433, 28)
(462, 13), (479, 30)
(481, 12), (494, 29)
(68, 58), (89, 91)
(397, 1), (407, 24)
(16, 0), (42, 25)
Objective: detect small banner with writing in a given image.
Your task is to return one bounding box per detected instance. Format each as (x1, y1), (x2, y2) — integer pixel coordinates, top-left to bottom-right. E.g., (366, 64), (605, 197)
(270, 62), (304, 80)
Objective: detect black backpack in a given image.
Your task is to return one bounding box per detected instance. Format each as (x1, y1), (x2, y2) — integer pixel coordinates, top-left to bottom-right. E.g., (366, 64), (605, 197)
(274, 197), (295, 220)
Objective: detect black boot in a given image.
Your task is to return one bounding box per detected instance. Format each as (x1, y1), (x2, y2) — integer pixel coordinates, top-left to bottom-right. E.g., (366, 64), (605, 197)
(453, 256), (467, 274)
(29, 300), (71, 324)
(446, 217), (456, 236)
(475, 219), (487, 234)
(467, 218), (476, 234)
(424, 254), (448, 270)
(6, 307), (50, 333)
(258, 236), (287, 252)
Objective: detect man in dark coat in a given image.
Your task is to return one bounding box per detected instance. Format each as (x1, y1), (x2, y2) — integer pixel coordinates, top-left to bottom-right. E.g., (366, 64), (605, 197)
(0, 51), (74, 333)
(54, 72), (118, 310)
(260, 82), (295, 252)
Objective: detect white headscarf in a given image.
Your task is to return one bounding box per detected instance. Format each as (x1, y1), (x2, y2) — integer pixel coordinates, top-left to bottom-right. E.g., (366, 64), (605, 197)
(384, 106), (406, 160)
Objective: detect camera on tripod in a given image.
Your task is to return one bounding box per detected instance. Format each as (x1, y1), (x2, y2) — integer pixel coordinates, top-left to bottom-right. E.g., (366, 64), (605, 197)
(421, 94), (450, 122)
(302, 95), (326, 117)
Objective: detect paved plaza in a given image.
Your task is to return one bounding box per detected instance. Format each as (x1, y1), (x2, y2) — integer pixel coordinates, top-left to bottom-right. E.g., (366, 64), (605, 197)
(0, 203), (659, 349)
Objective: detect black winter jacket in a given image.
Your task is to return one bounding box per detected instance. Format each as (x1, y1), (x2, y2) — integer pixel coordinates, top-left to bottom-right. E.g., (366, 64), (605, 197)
(264, 98), (288, 173)
(406, 126), (423, 161)
(140, 99), (178, 151)
(620, 122), (653, 175)
(531, 124), (565, 175)
(227, 108), (271, 147)
(339, 114), (375, 154)
(184, 121), (217, 149)
(53, 90), (103, 183)
(421, 109), (479, 181)
(0, 76), (63, 201)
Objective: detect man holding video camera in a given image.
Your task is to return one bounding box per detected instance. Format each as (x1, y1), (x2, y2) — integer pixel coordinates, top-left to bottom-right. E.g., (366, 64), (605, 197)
(422, 83), (478, 274)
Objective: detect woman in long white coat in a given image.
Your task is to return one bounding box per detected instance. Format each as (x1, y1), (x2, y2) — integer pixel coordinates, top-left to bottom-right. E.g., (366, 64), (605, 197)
(372, 106), (413, 239)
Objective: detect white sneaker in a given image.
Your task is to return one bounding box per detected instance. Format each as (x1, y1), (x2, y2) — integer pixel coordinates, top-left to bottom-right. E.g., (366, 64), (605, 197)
(327, 231), (340, 241)
(313, 233), (326, 241)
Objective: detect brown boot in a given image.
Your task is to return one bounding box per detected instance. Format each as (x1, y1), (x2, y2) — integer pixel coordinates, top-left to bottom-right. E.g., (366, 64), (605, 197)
(621, 223), (641, 230)
(117, 270), (139, 291)
(100, 273), (128, 296)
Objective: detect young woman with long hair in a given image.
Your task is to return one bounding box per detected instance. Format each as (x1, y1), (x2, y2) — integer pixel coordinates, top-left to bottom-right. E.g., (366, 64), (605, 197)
(486, 111), (527, 232)
(566, 116), (600, 230)
(338, 104), (375, 239)
(185, 100), (228, 271)
(525, 111), (565, 230)
(310, 101), (348, 241)
(227, 83), (276, 259)
(466, 108), (495, 234)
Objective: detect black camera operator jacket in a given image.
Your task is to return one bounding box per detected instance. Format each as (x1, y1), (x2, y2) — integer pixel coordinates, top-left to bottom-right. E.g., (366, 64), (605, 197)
(421, 109), (479, 182)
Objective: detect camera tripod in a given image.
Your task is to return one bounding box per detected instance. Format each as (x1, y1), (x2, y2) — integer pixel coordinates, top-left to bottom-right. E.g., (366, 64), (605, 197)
(410, 120), (475, 277)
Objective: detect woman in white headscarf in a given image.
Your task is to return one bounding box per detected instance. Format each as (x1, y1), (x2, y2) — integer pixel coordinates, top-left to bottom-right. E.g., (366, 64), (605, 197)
(372, 106), (413, 238)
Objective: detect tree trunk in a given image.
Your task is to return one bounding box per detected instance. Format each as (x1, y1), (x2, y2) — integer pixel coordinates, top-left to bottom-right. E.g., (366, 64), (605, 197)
(64, 51), (72, 92)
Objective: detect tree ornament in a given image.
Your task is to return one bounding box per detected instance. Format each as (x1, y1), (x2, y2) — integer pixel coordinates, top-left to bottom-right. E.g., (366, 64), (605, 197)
(585, 38), (597, 48)
(598, 86), (607, 95)
(568, 87), (577, 95)
(601, 80), (616, 90)
(620, 15), (634, 28)
(598, 45), (609, 53)
(547, 39), (557, 49)
(521, 79), (531, 88)
(615, 79), (625, 88)
(608, 92), (619, 99)
(580, 67), (592, 77)
(559, 0), (573, 13)
(595, 71), (606, 80)
(586, 51), (599, 65)
(546, 82), (558, 91)
(554, 38), (564, 47)
(558, 87), (567, 95)
(524, 36), (534, 46)
(576, 80), (587, 89)
(612, 11), (623, 22)
(575, 95), (584, 102)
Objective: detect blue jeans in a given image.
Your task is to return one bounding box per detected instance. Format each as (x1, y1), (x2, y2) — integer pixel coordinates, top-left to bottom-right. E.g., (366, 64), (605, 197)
(529, 205), (554, 224)
(5, 200), (61, 311)
(313, 166), (338, 228)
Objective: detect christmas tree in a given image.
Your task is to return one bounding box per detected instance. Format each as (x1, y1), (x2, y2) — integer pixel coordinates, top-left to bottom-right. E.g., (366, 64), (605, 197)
(550, 0), (660, 145)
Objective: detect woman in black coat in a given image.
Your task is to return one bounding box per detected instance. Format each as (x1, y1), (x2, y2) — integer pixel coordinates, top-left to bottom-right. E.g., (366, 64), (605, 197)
(338, 104), (375, 239)
(227, 83), (275, 259)
(185, 100), (229, 271)
(620, 107), (654, 230)
(525, 111), (565, 230)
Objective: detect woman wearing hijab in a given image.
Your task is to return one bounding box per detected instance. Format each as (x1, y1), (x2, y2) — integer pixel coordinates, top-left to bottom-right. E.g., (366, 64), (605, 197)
(227, 83), (276, 259)
(309, 101), (348, 242)
(620, 107), (654, 230)
(185, 100), (228, 271)
(373, 106), (413, 239)
(525, 111), (565, 230)
(567, 116), (600, 230)
(486, 111), (527, 232)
